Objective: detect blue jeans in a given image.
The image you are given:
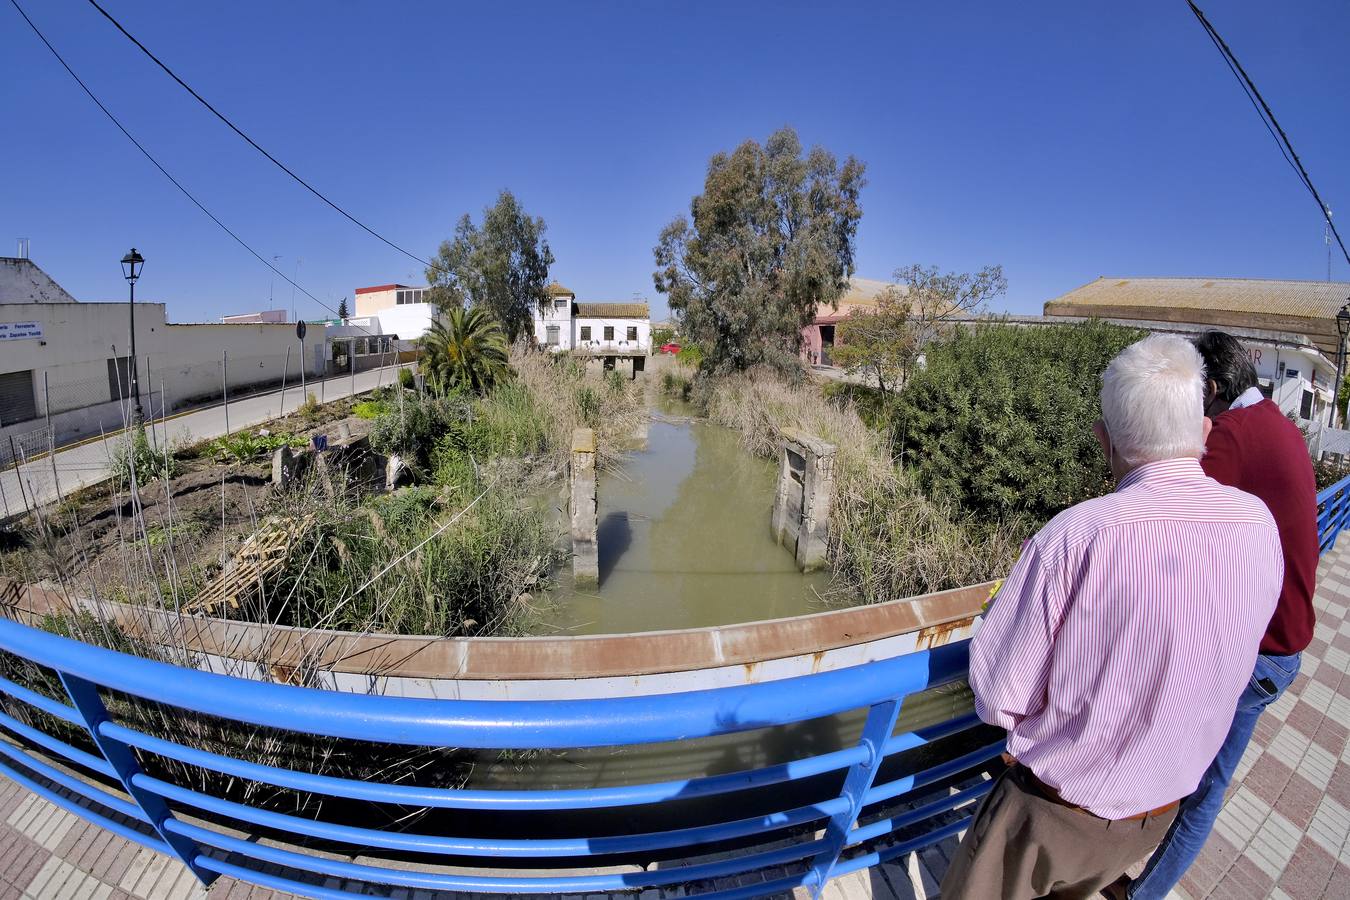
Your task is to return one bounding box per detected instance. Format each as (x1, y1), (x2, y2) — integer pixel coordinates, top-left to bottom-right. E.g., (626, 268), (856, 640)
(1128, 651), (1302, 899)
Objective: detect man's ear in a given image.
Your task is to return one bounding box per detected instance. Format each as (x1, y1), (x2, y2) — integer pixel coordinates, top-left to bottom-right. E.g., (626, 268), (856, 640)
(1206, 380), (1220, 405)
(1092, 419), (1111, 457)
(1202, 416), (1213, 443)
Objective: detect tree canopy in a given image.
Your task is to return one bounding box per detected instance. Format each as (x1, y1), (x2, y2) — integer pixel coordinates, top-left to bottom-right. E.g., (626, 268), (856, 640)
(420, 306), (511, 395)
(835, 264), (1007, 394)
(653, 127), (865, 374)
(426, 190), (554, 342)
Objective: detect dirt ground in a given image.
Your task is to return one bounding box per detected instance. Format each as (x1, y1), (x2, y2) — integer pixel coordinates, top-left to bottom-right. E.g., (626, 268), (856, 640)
(0, 395), (376, 599)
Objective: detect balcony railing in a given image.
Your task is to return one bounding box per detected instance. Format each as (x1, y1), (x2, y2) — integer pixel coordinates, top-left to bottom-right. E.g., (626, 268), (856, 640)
(0, 473), (1345, 898)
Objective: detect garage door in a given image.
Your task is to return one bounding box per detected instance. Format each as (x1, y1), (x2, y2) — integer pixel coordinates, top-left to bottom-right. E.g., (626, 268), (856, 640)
(0, 370), (37, 426)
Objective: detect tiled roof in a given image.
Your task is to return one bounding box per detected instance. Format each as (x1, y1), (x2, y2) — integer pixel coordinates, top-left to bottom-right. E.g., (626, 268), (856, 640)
(545, 282), (575, 297)
(1044, 277), (1350, 322)
(575, 302), (649, 318)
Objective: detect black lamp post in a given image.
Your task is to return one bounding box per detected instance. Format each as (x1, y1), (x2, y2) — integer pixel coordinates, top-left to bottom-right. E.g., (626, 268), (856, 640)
(1335, 300), (1350, 429)
(121, 248), (145, 426)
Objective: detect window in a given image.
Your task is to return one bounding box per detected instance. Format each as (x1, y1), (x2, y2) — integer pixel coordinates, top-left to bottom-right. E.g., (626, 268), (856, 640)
(555, 298), (568, 310)
(396, 289), (424, 305)
(546, 325), (561, 346)
(603, 326), (615, 341)
(627, 326), (638, 342)
(1301, 389), (1314, 420)
(354, 338), (367, 356)
(0, 369), (37, 425)
(106, 356), (138, 404)
(580, 326), (591, 341)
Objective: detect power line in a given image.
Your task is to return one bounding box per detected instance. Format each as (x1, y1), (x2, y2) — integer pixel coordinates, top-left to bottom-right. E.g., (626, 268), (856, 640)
(8, 0), (383, 341)
(84, 0), (446, 278)
(1187, 0), (1348, 269)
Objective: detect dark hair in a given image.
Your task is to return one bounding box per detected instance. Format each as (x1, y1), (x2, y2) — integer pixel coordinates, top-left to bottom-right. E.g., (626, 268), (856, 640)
(1193, 330), (1258, 403)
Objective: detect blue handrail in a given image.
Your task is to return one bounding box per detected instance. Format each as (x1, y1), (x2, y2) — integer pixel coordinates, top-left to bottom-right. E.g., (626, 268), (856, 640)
(1, 476), (1337, 898)
(0, 616), (1000, 899)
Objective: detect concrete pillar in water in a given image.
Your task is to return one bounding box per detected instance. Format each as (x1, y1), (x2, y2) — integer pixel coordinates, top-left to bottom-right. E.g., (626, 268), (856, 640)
(770, 428), (837, 572)
(571, 428), (600, 585)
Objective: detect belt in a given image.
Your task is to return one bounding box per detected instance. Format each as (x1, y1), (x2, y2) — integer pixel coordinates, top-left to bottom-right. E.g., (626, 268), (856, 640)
(1007, 758), (1180, 823)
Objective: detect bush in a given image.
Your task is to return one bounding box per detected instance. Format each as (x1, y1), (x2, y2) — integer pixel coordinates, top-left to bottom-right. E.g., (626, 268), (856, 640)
(398, 367), (416, 390)
(676, 343), (705, 368)
(110, 428), (179, 486)
(368, 394), (465, 467)
(892, 320), (1146, 524)
(211, 430), (306, 464)
(352, 399), (390, 419)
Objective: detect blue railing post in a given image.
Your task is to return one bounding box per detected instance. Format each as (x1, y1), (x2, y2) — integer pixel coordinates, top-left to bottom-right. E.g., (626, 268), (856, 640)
(806, 696), (903, 898)
(58, 673), (217, 885)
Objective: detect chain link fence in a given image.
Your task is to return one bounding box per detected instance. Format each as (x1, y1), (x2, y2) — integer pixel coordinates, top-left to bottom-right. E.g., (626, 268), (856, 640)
(1, 341), (410, 519)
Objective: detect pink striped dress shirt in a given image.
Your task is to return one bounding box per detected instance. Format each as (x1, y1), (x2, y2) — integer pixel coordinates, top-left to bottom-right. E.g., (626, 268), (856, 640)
(969, 457), (1283, 819)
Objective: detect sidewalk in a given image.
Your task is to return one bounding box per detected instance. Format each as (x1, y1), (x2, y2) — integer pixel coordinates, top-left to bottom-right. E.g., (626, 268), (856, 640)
(0, 363), (409, 517)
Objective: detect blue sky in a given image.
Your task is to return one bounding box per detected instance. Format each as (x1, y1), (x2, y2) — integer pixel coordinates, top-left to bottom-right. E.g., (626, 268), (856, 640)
(3, 1), (1347, 323)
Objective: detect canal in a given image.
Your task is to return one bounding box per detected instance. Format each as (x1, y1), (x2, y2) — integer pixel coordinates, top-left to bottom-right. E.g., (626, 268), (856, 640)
(538, 399), (832, 635)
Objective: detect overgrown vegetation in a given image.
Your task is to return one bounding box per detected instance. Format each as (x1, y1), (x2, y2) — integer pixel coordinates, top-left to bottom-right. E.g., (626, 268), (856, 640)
(677, 369), (1025, 603)
(892, 320), (1146, 524)
(210, 430), (307, 464)
(109, 428), (178, 487)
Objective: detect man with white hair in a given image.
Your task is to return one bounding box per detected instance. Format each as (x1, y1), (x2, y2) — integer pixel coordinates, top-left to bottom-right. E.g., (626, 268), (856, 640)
(940, 335), (1284, 900)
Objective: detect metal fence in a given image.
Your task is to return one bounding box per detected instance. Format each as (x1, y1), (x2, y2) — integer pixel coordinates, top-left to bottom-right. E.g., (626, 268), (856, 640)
(0, 475), (1344, 898)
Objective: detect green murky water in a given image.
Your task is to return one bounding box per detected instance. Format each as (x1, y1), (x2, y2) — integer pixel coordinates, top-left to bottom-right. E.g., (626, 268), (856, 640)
(537, 403), (832, 635)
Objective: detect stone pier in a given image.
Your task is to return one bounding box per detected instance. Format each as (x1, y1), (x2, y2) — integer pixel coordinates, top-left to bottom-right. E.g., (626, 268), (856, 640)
(570, 427), (599, 584)
(770, 428), (837, 572)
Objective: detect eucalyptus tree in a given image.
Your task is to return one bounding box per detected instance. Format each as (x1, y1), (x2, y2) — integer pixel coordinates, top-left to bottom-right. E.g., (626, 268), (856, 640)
(653, 127), (866, 373)
(426, 190), (554, 342)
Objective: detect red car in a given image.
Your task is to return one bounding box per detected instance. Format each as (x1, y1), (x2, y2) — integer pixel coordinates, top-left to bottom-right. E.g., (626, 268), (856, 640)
(658, 342), (682, 355)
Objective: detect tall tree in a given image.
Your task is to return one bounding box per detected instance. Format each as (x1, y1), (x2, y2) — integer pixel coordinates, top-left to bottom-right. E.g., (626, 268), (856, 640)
(834, 264), (1007, 393)
(425, 190), (555, 342)
(336, 297), (349, 319)
(652, 127), (865, 373)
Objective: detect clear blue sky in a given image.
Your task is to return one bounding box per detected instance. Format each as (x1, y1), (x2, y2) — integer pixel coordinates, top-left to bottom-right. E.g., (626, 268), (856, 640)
(3, 0), (1347, 324)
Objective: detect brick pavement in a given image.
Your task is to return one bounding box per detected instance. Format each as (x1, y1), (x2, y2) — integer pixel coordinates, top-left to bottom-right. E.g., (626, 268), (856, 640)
(3, 544), (1350, 898)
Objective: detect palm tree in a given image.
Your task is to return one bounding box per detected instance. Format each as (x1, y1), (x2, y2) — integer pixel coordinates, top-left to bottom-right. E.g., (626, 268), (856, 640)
(419, 307), (511, 394)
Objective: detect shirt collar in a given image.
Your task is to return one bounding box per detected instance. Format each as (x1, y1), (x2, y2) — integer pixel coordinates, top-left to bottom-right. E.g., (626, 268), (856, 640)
(1227, 386), (1265, 411)
(1117, 457), (1205, 492)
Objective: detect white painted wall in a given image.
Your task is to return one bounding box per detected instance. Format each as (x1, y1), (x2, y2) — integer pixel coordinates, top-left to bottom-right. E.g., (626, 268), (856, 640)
(533, 295), (575, 351)
(1, 301), (326, 445)
(574, 316), (650, 354)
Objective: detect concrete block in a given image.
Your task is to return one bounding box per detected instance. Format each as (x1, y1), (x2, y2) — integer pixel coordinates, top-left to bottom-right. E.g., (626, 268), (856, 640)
(571, 428), (599, 585)
(771, 428), (836, 572)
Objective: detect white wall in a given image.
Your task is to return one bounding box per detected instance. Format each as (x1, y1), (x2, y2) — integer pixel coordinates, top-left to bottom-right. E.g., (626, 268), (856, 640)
(574, 316), (650, 354)
(1, 301), (326, 445)
(533, 296), (574, 351)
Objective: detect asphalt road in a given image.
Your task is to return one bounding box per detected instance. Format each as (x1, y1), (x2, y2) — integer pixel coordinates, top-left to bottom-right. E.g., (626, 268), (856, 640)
(0, 362), (411, 518)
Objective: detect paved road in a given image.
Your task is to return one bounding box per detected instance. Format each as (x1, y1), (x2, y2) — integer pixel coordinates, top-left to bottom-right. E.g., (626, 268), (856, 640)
(0, 363), (410, 517)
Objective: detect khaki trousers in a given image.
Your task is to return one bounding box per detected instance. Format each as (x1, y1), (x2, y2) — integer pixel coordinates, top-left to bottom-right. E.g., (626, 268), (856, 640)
(940, 766), (1178, 900)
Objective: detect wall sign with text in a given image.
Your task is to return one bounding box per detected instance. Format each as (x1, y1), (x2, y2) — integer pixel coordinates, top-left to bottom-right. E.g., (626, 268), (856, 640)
(0, 321), (42, 341)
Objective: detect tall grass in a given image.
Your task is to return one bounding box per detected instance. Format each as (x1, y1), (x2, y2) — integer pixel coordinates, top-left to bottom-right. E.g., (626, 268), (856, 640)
(693, 369), (1025, 603)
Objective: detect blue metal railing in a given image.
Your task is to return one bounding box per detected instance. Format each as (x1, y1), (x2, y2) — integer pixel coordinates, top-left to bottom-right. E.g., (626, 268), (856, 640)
(0, 619), (1001, 899)
(1, 475), (1340, 898)
(1317, 472), (1350, 552)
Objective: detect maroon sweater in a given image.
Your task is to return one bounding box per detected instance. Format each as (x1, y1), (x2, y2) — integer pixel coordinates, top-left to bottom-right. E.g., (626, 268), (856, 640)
(1201, 398), (1318, 655)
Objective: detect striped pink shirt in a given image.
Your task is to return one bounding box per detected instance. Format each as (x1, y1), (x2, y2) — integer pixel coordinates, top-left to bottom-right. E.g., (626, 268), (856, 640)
(970, 457), (1283, 819)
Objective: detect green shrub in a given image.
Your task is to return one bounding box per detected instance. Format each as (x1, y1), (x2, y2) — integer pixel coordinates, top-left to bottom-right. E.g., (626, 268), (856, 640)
(892, 320), (1146, 523)
(368, 394), (465, 467)
(676, 343), (704, 368)
(398, 367), (416, 390)
(110, 428), (179, 486)
(210, 430), (305, 464)
(352, 399), (390, 419)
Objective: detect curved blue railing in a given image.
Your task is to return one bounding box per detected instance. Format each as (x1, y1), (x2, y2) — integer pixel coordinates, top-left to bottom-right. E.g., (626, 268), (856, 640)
(0, 473), (1342, 899)
(0, 618), (1001, 899)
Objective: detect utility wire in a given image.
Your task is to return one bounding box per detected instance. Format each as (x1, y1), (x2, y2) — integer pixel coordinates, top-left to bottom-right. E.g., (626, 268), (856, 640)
(9, 0), (384, 341)
(1187, 0), (1349, 268)
(84, 0), (446, 277)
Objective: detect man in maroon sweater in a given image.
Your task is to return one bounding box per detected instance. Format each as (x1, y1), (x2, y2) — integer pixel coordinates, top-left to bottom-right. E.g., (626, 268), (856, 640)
(1118, 330), (1318, 899)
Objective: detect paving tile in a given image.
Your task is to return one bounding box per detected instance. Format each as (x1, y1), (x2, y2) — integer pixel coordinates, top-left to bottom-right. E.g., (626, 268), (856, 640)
(1276, 771), (1325, 830)
(1312, 715), (1348, 758)
(1247, 808), (1302, 880)
(1243, 753), (1295, 807)
(1276, 835), (1337, 900)
(1287, 698), (1326, 738)
(1306, 795), (1350, 859)
(6, 795), (77, 852)
(21, 856), (112, 900)
(1214, 785), (1271, 851)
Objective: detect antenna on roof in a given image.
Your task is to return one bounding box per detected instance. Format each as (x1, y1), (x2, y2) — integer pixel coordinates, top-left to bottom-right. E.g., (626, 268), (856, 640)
(16, 238), (29, 259)
(1327, 207), (1334, 282)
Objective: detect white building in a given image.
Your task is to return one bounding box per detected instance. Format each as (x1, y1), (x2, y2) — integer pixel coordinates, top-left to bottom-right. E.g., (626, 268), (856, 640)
(532, 283), (651, 356)
(322, 283), (442, 374)
(0, 257), (327, 447)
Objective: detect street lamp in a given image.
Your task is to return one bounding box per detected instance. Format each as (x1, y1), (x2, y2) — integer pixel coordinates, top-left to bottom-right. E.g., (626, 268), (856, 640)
(121, 248), (145, 426)
(1335, 300), (1350, 429)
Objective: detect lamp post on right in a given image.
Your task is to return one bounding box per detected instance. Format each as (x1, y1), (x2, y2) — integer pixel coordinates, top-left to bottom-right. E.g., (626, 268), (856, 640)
(120, 248), (145, 427)
(1334, 300), (1350, 429)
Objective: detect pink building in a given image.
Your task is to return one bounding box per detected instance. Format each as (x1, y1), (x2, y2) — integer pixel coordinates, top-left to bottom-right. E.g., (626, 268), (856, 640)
(800, 277), (891, 366)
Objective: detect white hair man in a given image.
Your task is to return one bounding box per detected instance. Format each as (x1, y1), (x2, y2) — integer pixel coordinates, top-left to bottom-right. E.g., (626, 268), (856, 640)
(940, 335), (1283, 900)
